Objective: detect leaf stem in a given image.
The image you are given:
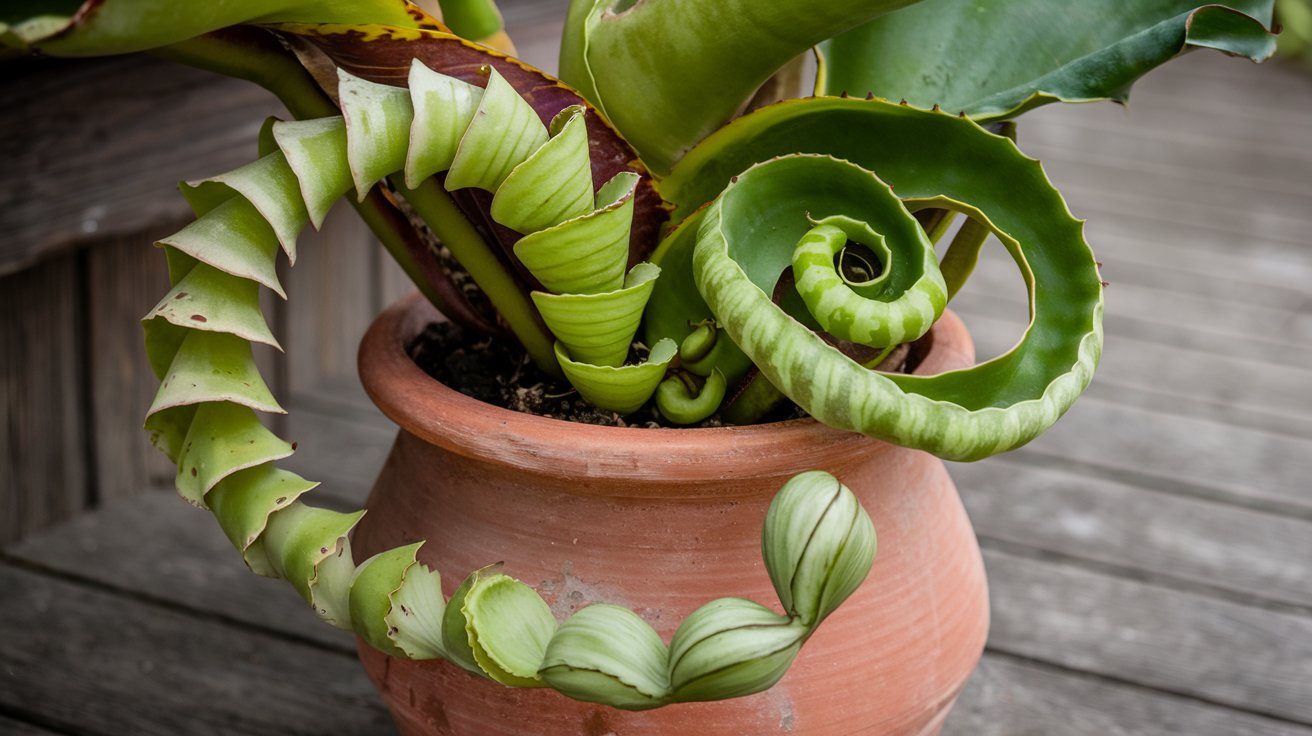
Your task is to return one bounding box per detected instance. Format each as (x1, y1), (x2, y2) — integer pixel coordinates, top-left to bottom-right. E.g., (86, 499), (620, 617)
(398, 179), (562, 376)
(938, 216), (991, 301)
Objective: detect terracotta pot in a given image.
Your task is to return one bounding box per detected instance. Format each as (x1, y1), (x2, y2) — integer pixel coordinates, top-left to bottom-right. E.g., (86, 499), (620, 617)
(354, 293), (988, 736)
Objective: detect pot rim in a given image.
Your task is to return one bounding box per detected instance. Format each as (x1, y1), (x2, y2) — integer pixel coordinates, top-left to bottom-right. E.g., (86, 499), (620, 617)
(357, 293), (975, 481)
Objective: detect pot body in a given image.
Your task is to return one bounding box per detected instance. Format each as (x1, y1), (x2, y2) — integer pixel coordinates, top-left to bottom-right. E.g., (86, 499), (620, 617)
(354, 294), (988, 736)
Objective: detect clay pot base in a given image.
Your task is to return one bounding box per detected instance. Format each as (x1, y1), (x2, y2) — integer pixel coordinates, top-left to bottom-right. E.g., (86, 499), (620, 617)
(354, 294), (988, 736)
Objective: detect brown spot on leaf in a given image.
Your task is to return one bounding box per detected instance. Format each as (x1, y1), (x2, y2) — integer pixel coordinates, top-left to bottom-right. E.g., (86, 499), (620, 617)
(175, 292), (189, 299)
(190, 314), (207, 322)
(190, 467), (198, 477)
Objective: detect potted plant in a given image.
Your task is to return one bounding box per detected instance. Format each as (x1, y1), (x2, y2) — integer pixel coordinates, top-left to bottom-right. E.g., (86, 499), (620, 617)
(3, 1), (1277, 733)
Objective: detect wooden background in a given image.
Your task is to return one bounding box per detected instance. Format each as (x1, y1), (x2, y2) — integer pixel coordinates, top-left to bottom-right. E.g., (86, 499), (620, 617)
(2, 2), (1311, 734)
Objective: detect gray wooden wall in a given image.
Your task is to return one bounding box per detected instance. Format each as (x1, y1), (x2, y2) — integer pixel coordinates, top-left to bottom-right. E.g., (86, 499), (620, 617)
(0, 54), (413, 544)
(0, 0), (573, 545)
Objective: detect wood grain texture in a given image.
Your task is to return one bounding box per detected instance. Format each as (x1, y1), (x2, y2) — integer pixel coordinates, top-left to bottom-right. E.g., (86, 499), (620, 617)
(954, 457), (1312, 610)
(7, 481), (1312, 736)
(1007, 397), (1312, 514)
(0, 715), (68, 736)
(0, 55), (282, 276)
(955, 309), (1312, 441)
(1, 256), (88, 545)
(280, 398), (393, 508)
(87, 234), (185, 502)
(945, 654), (1312, 736)
(6, 491), (353, 650)
(0, 562), (395, 736)
(284, 204), (380, 397)
(983, 548), (1312, 722)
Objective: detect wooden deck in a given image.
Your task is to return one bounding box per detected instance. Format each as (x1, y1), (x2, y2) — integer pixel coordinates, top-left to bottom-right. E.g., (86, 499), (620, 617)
(3, 6), (1312, 735)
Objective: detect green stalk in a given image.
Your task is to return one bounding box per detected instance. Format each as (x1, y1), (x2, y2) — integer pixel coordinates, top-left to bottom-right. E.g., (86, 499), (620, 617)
(398, 179), (561, 375)
(937, 215), (992, 300)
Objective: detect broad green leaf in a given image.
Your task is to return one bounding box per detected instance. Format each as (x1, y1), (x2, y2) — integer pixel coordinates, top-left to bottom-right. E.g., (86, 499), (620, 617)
(405, 59), (484, 188)
(446, 67), (548, 192)
(558, 0), (924, 173)
(491, 106), (594, 234)
(442, 565), (501, 675)
(147, 330), (283, 417)
(284, 22), (668, 260)
(273, 117), (355, 230)
(144, 263), (279, 349)
(310, 535), (358, 629)
(142, 405), (197, 463)
(158, 197), (285, 298)
(3, 0), (430, 55)
(181, 151), (308, 264)
(338, 68), (415, 201)
(817, 0), (1276, 121)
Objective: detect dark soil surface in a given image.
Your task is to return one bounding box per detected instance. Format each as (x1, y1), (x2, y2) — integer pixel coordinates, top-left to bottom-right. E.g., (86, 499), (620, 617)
(410, 321), (682, 427)
(409, 321), (922, 428)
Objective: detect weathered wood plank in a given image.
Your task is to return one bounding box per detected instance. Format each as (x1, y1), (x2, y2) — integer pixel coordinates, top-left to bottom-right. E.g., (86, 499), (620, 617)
(87, 234), (185, 502)
(956, 248), (1312, 352)
(958, 285), (1312, 373)
(1078, 214), (1312, 298)
(982, 548), (1312, 723)
(9, 487), (1312, 735)
(954, 307), (1312, 438)
(1156, 50), (1312, 93)
(0, 55), (282, 275)
(282, 397), (395, 506)
(1003, 395), (1312, 514)
(954, 457), (1312, 609)
(1040, 146), (1312, 228)
(1055, 179), (1311, 251)
(284, 204), (380, 397)
(1019, 55), (1312, 156)
(1022, 114), (1312, 192)
(0, 714), (68, 736)
(946, 654), (1312, 736)
(5, 492), (354, 651)
(0, 563), (395, 736)
(0, 255), (88, 545)
(500, 0), (571, 73)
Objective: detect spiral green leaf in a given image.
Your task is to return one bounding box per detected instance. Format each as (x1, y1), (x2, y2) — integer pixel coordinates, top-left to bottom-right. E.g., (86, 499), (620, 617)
(648, 97), (1104, 462)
